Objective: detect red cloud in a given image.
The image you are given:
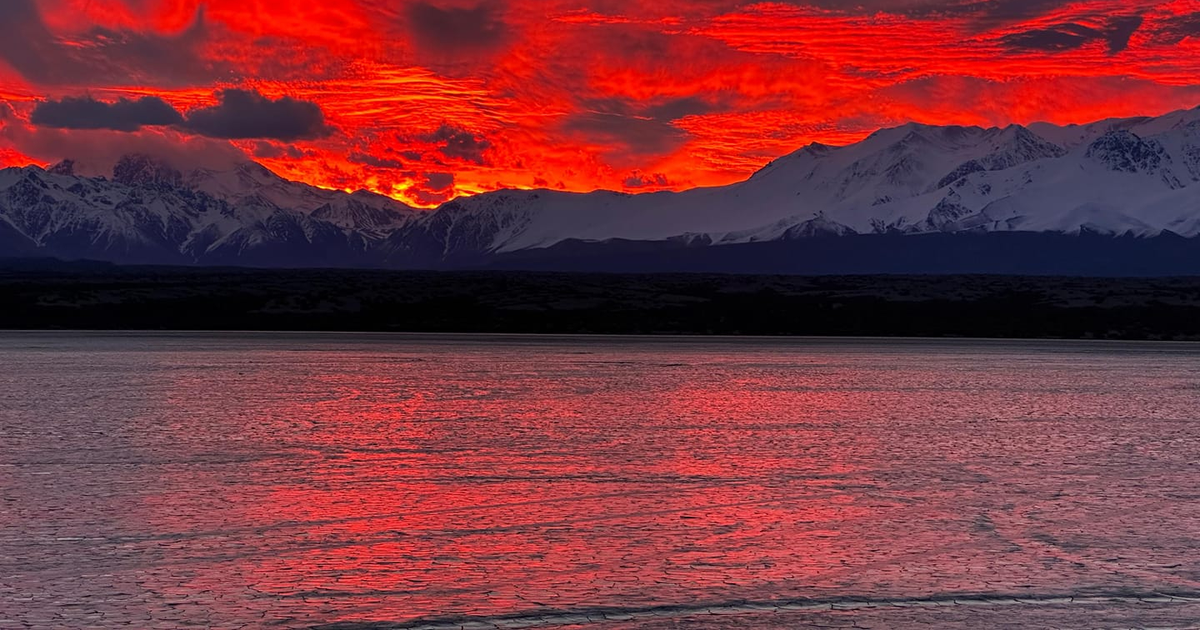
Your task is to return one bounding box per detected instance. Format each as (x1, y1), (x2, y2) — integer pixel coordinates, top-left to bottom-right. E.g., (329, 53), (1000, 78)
(2, 0), (1200, 207)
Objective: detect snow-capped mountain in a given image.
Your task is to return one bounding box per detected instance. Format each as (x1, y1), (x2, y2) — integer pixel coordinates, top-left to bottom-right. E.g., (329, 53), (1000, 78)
(3, 106), (1200, 273)
(404, 106), (1200, 254)
(0, 154), (418, 265)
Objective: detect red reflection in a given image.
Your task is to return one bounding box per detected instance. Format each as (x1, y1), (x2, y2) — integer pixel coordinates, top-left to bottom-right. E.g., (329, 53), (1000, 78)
(118, 346), (897, 624)
(81, 340), (1200, 627)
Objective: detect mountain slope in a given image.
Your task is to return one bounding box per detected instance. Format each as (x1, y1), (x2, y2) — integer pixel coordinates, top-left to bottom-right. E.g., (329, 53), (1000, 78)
(455, 108), (1200, 250)
(0, 155), (418, 265)
(384, 106), (1200, 260)
(2, 106), (1200, 273)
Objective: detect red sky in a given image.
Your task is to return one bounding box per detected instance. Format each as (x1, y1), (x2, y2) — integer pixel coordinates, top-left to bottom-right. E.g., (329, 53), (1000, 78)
(3, 0), (1200, 207)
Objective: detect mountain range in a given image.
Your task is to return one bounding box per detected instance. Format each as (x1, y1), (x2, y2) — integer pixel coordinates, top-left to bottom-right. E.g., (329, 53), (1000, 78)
(4, 106), (1200, 275)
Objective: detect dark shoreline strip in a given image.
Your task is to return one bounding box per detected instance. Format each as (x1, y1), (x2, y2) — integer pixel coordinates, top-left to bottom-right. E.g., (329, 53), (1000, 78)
(6, 269), (1200, 339)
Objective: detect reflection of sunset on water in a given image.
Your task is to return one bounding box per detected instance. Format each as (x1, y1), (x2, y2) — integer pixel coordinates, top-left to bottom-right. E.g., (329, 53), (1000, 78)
(3, 334), (1199, 627)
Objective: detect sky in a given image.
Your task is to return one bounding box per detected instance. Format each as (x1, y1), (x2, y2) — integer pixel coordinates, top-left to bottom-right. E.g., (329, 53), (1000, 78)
(2, 0), (1200, 207)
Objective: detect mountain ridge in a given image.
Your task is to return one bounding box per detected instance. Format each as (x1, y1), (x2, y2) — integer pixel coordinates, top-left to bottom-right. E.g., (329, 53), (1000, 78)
(3, 106), (1200, 273)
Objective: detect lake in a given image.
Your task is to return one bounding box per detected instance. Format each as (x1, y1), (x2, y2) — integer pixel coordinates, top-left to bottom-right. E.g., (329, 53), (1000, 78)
(2, 333), (1199, 629)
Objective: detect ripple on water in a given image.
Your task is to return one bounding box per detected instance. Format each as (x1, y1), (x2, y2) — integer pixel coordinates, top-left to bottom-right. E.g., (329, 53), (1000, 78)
(1, 333), (1199, 628)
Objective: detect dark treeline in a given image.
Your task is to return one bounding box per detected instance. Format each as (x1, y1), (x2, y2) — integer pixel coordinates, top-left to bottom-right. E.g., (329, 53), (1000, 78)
(3, 263), (1200, 339)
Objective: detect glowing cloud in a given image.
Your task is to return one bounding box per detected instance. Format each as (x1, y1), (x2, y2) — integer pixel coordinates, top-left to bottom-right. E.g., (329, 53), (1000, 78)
(2, 0), (1200, 207)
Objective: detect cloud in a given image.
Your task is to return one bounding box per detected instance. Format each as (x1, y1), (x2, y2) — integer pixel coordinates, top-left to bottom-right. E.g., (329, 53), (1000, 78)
(252, 141), (308, 160)
(406, 1), (509, 54)
(1150, 12), (1200, 45)
(565, 112), (686, 158)
(0, 0), (223, 86)
(0, 122), (245, 178)
(7, 0), (1200, 210)
(349, 151), (406, 168)
(1000, 16), (1144, 54)
(407, 171), (457, 205)
(25, 90), (334, 142)
(182, 89), (333, 141)
(643, 97), (723, 121)
(424, 172), (455, 190)
(876, 74), (1200, 129)
(786, 0), (1074, 25)
(623, 171), (670, 188)
(30, 96), (184, 132)
(421, 125), (491, 164)
(562, 96), (724, 159)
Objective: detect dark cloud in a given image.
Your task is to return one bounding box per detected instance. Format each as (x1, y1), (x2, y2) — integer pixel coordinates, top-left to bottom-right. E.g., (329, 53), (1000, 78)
(786, 0), (1072, 24)
(563, 97), (724, 159)
(406, 1), (508, 52)
(581, 96), (724, 123)
(1001, 23), (1096, 51)
(623, 171), (670, 188)
(1150, 12), (1200, 45)
(349, 151), (406, 169)
(643, 97), (723, 121)
(25, 90), (334, 142)
(913, 0), (1070, 23)
(30, 96), (184, 132)
(1000, 16), (1143, 54)
(0, 0), (61, 83)
(424, 172), (455, 190)
(421, 125), (491, 164)
(0, 121), (245, 178)
(183, 89), (333, 141)
(759, 0), (1135, 38)
(252, 141), (308, 160)
(408, 171), (457, 206)
(0, 0), (224, 86)
(565, 112), (685, 158)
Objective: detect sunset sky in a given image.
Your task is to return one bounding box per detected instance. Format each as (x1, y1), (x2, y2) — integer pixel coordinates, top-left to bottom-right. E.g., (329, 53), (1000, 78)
(3, 0), (1200, 207)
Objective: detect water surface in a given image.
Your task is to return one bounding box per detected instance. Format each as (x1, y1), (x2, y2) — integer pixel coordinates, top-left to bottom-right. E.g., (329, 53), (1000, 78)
(2, 333), (1199, 628)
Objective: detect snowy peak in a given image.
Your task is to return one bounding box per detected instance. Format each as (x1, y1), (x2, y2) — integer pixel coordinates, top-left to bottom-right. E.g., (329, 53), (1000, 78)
(185, 161), (288, 199)
(184, 160), (418, 221)
(982, 125), (1066, 168)
(4, 106), (1200, 270)
(0, 155), (419, 265)
(1086, 130), (1167, 173)
(310, 199), (411, 231)
(930, 127), (1065, 192)
(113, 154), (183, 188)
(436, 107), (1200, 253)
(1085, 130), (1183, 189)
(47, 160), (76, 177)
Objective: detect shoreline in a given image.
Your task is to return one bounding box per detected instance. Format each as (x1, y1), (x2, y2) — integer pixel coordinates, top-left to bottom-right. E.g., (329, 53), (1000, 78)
(5, 269), (1200, 340)
(3, 329), (1200, 344)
